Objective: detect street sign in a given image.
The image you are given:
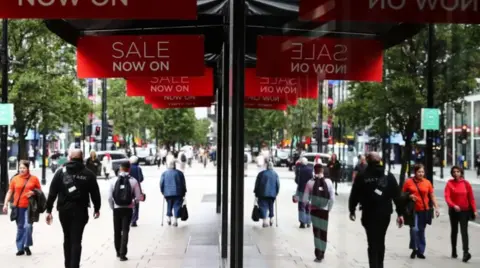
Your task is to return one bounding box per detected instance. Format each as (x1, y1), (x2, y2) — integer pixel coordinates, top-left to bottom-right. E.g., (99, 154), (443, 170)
(421, 108), (440, 130)
(0, 104), (14, 126)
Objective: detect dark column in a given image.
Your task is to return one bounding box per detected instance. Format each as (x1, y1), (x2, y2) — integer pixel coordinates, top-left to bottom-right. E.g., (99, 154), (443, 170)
(316, 82), (323, 153)
(221, 43), (230, 259)
(101, 78), (108, 151)
(216, 67), (223, 214)
(229, 0), (246, 265)
(41, 131), (47, 185)
(0, 19), (9, 204)
(425, 24), (435, 184)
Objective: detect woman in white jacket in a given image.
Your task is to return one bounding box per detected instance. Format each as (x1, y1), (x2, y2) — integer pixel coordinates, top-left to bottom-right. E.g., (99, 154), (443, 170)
(102, 153), (113, 179)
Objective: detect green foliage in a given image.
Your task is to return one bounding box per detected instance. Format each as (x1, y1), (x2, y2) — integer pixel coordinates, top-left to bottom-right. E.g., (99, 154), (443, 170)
(3, 20), (90, 158)
(193, 118), (210, 146)
(286, 99), (319, 138)
(244, 109), (285, 145)
(156, 109), (196, 145)
(335, 24), (480, 183)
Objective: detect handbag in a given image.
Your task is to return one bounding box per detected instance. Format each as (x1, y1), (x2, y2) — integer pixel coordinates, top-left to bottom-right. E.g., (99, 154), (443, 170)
(10, 176), (31, 222)
(180, 199), (189, 221)
(251, 198), (260, 222)
(137, 168), (146, 202)
(412, 179), (434, 225)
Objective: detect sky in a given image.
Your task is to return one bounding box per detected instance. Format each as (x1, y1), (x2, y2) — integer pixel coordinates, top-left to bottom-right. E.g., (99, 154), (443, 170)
(195, 108), (207, 119)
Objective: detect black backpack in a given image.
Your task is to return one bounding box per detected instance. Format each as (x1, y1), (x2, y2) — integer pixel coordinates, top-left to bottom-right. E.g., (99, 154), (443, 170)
(181, 154), (187, 162)
(61, 167), (82, 201)
(113, 175), (133, 206)
(312, 177), (330, 208)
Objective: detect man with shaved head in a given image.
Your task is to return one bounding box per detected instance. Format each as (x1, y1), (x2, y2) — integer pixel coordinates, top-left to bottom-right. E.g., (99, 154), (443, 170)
(45, 148), (101, 268)
(348, 152), (405, 268)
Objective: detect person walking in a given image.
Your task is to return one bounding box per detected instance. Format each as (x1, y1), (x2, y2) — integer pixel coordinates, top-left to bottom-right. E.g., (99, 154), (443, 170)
(302, 163), (335, 262)
(254, 161), (280, 227)
(352, 155), (367, 182)
(102, 153), (113, 179)
(160, 160), (187, 227)
(178, 150), (187, 171)
(2, 160), (42, 256)
(444, 166), (477, 262)
(45, 149), (101, 268)
(349, 152), (404, 268)
(85, 150), (101, 177)
(129, 156), (144, 227)
(295, 157), (313, 228)
(108, 162), (142, 261)
(402, 164), (440, 259)
(327, 154), (341, 195)
(475, 153), (480, 179)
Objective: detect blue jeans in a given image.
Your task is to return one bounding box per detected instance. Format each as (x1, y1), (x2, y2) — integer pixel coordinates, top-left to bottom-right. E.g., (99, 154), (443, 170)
(410, 211), (428, 254)
(131, 202), (140, 224)
(258, 198), (275, 218)
(16, 208), (33, 251)
(165, 196), (183, 218)
(298, 202), (311, 224)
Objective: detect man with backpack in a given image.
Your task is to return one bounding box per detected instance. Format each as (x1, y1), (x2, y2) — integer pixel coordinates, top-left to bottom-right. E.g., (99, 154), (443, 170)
(108, 162), (142, 261)
(45, 149), (101, 268)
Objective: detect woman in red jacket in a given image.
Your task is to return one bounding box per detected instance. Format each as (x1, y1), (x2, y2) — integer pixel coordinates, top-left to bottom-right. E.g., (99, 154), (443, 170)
(444, 166), (477, 263)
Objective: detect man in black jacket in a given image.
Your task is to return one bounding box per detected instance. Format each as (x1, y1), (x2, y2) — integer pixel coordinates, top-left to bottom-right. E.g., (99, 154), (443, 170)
(45, 149), (101, 268)
(348, 152), (404, 268)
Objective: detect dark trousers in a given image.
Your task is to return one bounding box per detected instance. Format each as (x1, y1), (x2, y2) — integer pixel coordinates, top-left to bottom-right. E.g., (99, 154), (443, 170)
(113, 208), (133, 257)
(59, 208), (89, 268)
(165, 196), (183, 217)
(361, 214), (391, 268)
(131, 203), (140, 224)
(449, 209), (470, 253)
(257, 197), (275, 218)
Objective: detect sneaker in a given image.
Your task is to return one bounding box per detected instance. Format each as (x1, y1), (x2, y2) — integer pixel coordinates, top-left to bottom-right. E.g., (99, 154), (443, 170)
(314, 258), (322, 262)
(416, 253), (426, 259)
(131, 222), (138, 227)
(25, 247), (31, 256)
(462, 252), (471, 263)
(262, 223), (269, 228)
(173, 222), (178, 227)
(16, 250), (25, 256)
(119, 256), (128, 261)
(410, 250), (416, 259)
(299, 223), (305, 228)
(306, 224), (311, 228)
(452, 250), (458, 259)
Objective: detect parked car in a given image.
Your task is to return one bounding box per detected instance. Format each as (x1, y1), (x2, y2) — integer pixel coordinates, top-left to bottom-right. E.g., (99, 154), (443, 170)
(299, 152), (332, 176)
(136, 148), (155, 165)
(85, 150), (129, 178)
(273, 149), (291, 167)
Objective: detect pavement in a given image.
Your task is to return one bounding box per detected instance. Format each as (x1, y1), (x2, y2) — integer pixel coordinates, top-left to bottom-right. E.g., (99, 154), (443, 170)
(0, 162), (479, 268)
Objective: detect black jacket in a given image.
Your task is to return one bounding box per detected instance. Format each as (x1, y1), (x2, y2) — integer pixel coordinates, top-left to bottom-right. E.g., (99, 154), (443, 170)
(46, 160), (101, 213)
(348, 164), (404, 217)
(86, 157), (101, 176)
(28, 189), (47, 224)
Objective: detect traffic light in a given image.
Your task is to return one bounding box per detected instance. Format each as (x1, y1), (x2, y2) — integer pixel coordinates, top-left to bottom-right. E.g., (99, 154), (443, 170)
(87, 79), (93, 98)
(323, 129), (329, 138)
(108, 125), (113, 137)
(460, 125), (468, 144)
(94, 126), (101, 136)
(85, 124), (92, 136)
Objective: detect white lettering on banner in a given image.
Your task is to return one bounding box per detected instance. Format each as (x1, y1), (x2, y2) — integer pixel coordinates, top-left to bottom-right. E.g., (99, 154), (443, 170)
(150, 85), (189, 93)
(260, 86), (298, 94)
(290, 43), (347, 61)
(290, 62), (347, 75)
(247, 96), (281, 102)
(259, 77), (297, 86)
(111, 41), (170, 72)
(151, 77), (189, 84)
(369, 0), (478, 12)
(163, 96), (196, 101)
(19, 0), (128, 6)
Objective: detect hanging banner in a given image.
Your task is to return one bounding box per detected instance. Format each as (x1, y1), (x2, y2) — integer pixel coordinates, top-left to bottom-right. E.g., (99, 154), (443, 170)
(77, 35), (204, 78)
(144, 96), (214, 105)
(245, 103), (288, 111)
(256, 36), (383, 82)
(299, 0), (480, 24)
(1, 0), (197, 20)
(126, 68), (213, 97)
(245, 68), (318, 99)
(245, 96), (297, 106)
(151, 102), (212, 109)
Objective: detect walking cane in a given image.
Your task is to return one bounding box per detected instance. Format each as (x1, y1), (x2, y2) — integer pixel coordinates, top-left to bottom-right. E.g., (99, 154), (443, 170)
(275, 200), (278, 227)
(161, 198), (165, 226)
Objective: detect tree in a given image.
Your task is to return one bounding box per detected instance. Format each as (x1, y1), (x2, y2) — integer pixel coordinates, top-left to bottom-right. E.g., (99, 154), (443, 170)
(156, 109), (196, 146)
(336, 24), (480, 185)
(244, 109), (285, 148)
(286, 99), (319, 139)
(3, 20), (90, 159)
(192, 118), (210, 146)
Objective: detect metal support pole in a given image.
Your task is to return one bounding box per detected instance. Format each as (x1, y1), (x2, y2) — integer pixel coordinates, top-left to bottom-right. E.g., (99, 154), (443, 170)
(221, 42), (230, 259)
(216, 67), (223, 214)
(229, 0), (245, 265)
(0, 19), (9, 205)
(425, 24), (435, 184)
(440, 104), (445, 179)
(41, 131), (47, 185)
(317, 82), (323, 153)
(101, 78), (108, 151)
(82, 121), (86, 155)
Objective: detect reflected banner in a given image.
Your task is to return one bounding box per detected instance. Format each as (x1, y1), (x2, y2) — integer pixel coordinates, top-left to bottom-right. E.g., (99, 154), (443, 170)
(77, 35), (205, 78)
(146, 96), (214, 109)
(256, 36), (383, 81)
(245, 68), (318, 99)
(0, 0), (197, 19)
(126, 68), (214, 97)
(245, 96), (297, 106)
(245, 103), (288, 111)
(299, 0), (480, 24)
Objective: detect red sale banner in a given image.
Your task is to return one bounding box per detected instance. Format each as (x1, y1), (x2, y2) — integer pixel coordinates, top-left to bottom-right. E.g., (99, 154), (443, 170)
(256, 36), (383, 82)
(126, 68), (213, 97)
(151, 102), (212, 109)
(144, 96), (214, 105)
(245, 103), (288, 111)
(245, 96), (297, 106)
(77, 35), (204, 78)
(1, 0), (197, 19)
(299, 0), (480, 24)
(245, 68), (317, 99)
